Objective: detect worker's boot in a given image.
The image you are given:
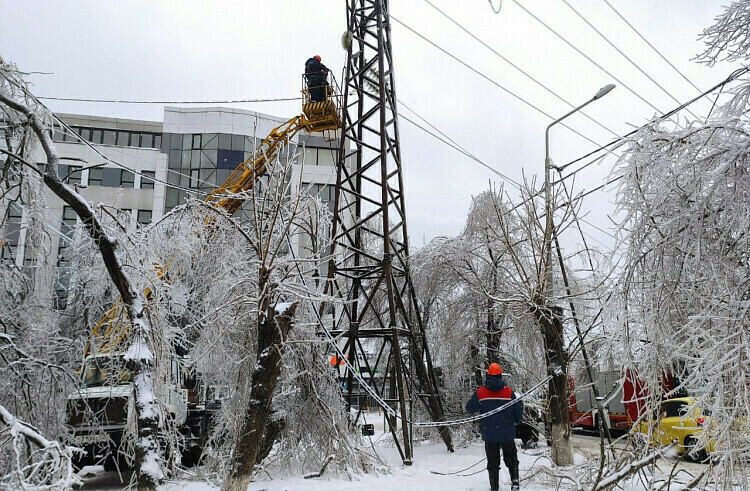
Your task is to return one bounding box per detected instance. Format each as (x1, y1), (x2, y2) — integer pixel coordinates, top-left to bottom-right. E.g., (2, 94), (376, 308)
(488, 468), (499, 491)
(510, 464), (520, 490)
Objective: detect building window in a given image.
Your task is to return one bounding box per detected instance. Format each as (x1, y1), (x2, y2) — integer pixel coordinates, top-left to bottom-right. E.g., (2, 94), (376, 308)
(120, 170), (135, 188)
(80, 128), (92, 141)
(91, 130), (102, 144)
(59, 205), (77, 257)
(137, 209), (152, 225)
(141, 170), (155, 189)
(103, 130), (116, 145)
(141, 133), (154, 148)
(7, 203), (23, 223)
(130, 133), (141, 147)
(189, 169), (200, 188)
(317, 148), (336, 166)
(303, 147), (317, 166)
(59, 164), (83, 186)
(154, 135), (162, 149)
(88, 167), (103, 186)
(63, 130), (78, 143)
(192, 134), (202, 149)
(117, 131), (129, 146)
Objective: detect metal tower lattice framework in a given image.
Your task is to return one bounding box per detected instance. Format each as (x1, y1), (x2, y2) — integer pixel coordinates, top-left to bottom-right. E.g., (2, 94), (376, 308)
(326, 0), (453, 464)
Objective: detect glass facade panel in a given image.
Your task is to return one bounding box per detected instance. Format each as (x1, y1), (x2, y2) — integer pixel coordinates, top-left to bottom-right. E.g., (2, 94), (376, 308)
(201, 150), (216, 167)
(168, 150), (181, 168)
(59, 165), (82, 185)
(80, 128), (92, 141)
(88, 167), (103, 186)
(189, 169), (200, 188)
(91, 130), (102, 144)
(181, 150), (191, 166)
(117, 132), (129, 146)
(317, 148), (335, 166)
(169, 133), (182, 150)
(141, 170), (155, 189)
(203, 133), (218, 150)
(141, 133), (154, 148)
(231, 134), (244, 151)
(130, 133), (141, 147)
(137, 210), (152, 225)
(191, 150), (201, 169)
(154, 135), (162, 149)
(166, 189), (179, 208)
(102, 168), (120, 187)
(218, 134), (232, 150)
(182, 134), (192, 150)
(192, 134), (201, 149)
(120, 170), (135, 188)
(217, 149), (244, 170)
(302, 147), (317, 166)
(103, 130), (116, 145)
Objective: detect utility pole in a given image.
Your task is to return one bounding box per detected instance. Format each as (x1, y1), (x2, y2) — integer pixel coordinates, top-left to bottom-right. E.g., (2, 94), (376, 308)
(325, 0), (453, 464)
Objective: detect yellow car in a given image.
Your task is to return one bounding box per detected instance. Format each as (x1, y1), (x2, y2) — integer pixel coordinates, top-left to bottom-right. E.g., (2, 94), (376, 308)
(635, 397), (714, 461)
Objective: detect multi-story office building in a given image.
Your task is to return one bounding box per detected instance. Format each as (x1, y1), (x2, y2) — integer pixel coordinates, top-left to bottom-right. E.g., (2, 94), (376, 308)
(1, 106), (340, 305)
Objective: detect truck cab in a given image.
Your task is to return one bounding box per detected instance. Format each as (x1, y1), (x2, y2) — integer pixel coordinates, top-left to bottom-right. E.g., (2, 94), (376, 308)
(66, 353), (188, 470)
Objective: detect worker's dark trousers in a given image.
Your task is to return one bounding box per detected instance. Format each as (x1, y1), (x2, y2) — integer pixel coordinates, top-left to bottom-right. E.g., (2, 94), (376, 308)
(486, 441), (519, 490)
(308, 83), (328, 102)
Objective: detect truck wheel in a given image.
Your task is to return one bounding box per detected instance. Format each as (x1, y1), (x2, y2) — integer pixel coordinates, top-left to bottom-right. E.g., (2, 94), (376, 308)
(684, 436), (708, 463)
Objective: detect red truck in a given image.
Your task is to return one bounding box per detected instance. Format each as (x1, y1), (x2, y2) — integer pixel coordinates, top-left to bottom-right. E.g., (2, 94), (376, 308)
(569, 370), (678, 431)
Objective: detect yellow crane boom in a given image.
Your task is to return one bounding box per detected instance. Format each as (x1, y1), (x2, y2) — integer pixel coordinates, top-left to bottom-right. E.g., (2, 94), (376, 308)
(83, 78), (341, 358)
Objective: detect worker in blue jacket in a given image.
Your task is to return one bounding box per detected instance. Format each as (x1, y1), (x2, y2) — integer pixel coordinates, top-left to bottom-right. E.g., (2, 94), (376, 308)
(304, 55), (329, 102)
(467, 363), (523, 491)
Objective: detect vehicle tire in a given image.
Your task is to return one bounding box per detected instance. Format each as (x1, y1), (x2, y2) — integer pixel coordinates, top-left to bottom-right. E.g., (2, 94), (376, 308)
(684, 436), (709, 463)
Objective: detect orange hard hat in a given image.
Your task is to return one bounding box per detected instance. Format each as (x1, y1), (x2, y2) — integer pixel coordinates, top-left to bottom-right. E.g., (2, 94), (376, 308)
(314, 55), (322, 62)
(488, 363), (503, 376)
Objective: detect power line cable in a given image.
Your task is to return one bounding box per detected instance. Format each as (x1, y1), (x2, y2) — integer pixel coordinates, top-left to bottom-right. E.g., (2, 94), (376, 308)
(37, 96), (301, 105)
(391, 16), (606, 149)
(421, 0), (620, 139)
(560, 0), (700, 121)
(510, 0), (667, 118)
(398, 103), (524, 190)
(557, 66), (749, 176)
(601, 0), (703, 94)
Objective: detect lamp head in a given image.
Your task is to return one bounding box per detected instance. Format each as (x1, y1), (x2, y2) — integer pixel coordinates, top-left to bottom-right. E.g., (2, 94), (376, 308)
(593, 83), (616, 100)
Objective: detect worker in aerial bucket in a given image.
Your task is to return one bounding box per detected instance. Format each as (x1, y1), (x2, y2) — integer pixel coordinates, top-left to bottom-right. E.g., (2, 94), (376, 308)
(466, 363), (522, 491)
(305, 55), (330, 102)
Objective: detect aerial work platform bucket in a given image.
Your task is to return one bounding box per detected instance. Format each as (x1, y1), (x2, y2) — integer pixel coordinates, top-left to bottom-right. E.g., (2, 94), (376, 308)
(302, 74), (342, 133)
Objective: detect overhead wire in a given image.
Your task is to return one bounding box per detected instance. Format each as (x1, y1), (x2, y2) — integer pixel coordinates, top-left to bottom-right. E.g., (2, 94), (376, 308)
(37, 96), (301, 105)
(390, 16), (606, 149)
(510, 0), (668, 119)
(559, 0), (701, 121)
(601, 0), (703, 94)
(421, 0), (620, 139)
(399, 110), (524, 191)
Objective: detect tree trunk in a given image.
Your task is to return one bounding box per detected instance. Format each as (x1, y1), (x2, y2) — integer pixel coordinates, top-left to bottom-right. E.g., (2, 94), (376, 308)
(0, 92), (163, 490)
(533, 301), (574, 466)
(225, 288), (297, 491)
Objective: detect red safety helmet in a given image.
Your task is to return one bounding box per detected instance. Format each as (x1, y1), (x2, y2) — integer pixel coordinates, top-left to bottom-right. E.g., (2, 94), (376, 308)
(314, 55), (322, 62)
(488, 363), (503, 376)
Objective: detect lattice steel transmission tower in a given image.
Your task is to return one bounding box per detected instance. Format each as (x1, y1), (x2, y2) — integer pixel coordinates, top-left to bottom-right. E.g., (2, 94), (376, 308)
(326, 0), (453, 464)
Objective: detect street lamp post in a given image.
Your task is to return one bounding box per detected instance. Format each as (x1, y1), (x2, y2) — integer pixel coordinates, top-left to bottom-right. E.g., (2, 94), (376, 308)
(541, 83), (615, 465)
(543, 83), (615, 295)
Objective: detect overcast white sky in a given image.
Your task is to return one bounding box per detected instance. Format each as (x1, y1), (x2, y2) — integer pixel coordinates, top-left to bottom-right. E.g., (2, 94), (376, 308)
(0, 0), (740, 252)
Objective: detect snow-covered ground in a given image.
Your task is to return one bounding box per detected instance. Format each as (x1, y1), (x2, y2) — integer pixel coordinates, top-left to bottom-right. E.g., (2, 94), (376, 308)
(79, 431), (708, 490)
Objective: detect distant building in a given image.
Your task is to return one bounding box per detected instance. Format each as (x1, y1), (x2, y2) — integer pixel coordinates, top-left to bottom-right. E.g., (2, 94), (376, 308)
(0, 106), (341, 306)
